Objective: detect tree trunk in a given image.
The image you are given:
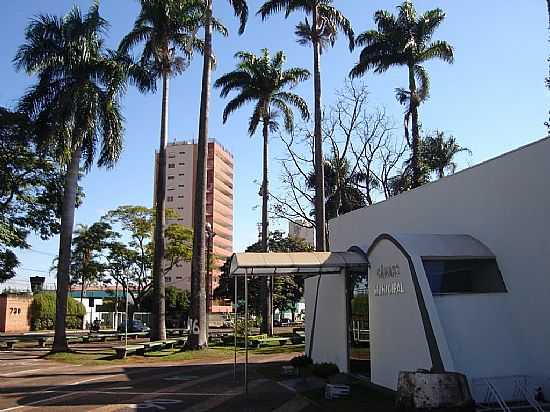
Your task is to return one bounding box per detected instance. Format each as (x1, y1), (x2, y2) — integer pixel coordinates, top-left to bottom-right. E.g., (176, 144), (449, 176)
(409, 65), (421, 188)
(188, 0), (212, 349)
(52, 147), (81, 353)
(80, 280), (85, 303)
(152, 72), (169, 341)
(260, 116), (273, 335)
(312, 7), (327, 252)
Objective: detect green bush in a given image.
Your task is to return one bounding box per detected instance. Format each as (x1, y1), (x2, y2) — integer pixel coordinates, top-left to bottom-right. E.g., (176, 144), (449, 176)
(290, 355), (313, 369)
(311, 362), (339, 379)
(30, 292), (86, 331)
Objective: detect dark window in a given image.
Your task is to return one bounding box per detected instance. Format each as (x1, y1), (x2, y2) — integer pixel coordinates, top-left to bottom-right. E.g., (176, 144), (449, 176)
(422, 259), (506, 295)
(168, 176), (175, 180)
(167, 196), (174, 202)
(178, 184), (184, 187)
(168, 163), (175, 168)
(179, 162), (185, 166)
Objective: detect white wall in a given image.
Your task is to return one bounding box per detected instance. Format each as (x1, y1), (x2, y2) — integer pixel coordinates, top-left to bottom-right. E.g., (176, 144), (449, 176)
(305, 273), (349, 373)
(321, 138), (550, 387)
(368, 239), (433, 389)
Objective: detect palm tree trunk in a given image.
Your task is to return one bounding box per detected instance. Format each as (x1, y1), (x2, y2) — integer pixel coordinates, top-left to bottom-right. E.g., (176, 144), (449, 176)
(260, 117), (273, 335)
(152, 72), (169, 341)
(52, 147), (81, 353)
(312, 6), (327, 252)
(188, 0), (212, 349)
(408, 65), (421, 188)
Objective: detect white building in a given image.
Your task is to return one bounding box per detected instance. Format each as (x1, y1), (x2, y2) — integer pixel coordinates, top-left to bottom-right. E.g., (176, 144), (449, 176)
(302, 137), (550, 401)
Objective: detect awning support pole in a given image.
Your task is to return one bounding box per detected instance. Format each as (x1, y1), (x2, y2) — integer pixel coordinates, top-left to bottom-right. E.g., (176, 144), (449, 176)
(244, 273), (249, 396)
(234, 275), (237, 381)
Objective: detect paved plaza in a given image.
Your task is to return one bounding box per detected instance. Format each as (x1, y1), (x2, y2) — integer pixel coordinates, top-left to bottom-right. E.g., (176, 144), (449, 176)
(0, 348), (316, 412)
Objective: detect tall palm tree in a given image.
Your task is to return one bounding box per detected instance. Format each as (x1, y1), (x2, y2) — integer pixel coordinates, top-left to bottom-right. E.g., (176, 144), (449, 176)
(420, 131), (470, 178)
(14, 4), (144, 352)
(189, 0), (248, 350)
(119, 0), (204, 341)
(215, 49), (310, 335)
(350, 0), (454, 189)
(258, 0), (354, 252)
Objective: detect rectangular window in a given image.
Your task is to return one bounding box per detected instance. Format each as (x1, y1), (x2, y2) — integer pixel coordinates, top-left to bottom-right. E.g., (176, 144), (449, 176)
(165, 277), (172, 283)
(167, 196), (174, 202)
(179, 152), (186, 155)
(422, 258), (506, 295)
(178, 195), (184, 198)
(179, 173), (185, 176)
(168, 163), (175, 169)
(178, 184), (184, 188)
(179, 162), (185, 166)
(168, 176), (175, 180)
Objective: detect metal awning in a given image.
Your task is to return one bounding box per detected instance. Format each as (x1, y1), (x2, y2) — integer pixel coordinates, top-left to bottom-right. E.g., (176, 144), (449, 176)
(229, 251), (368, 277)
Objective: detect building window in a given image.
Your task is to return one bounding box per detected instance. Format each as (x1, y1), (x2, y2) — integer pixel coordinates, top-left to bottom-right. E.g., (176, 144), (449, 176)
(176, 276), (183, 280)
(168, 176), (175, 180)
(167, 196), (174, 202)
(422, 258), (507, 295)
(165, 277), (172, 283)
(178, 184), (184, 188)
(179, 173), (185, 176)
(168, 163), (175, 169)
(179, 162), (185, 166)
(178, 195), (184, 198)
(179, 152), (186, 155)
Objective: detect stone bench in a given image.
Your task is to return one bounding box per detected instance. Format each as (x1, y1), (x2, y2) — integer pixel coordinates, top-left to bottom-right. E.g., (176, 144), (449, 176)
(114, 344), (144, 359)
(1, 340), (19, 349)
(249, 336), (289, 348)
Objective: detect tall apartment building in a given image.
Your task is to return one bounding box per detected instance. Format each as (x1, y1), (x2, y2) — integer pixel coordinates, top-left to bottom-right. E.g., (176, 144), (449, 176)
(155, 139), (234, 295)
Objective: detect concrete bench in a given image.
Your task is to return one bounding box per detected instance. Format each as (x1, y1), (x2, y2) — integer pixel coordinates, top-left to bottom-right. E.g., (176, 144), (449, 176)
(37, 337), (52, 347)
(117, 332), (147, 341)
(83, 334), (116, 343)
(325, 384), (350, 400)
(175, 337), (187, 346)
(114, 344), (144, 359)
(1, 340), (18, 349)
(249, 335), (289, 348)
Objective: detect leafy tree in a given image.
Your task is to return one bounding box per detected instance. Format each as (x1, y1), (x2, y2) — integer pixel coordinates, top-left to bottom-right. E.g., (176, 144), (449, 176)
(215, 48), (309, 335)
(190, 0), (248, 350)
(0, 108), (75, 282)
(70, 222), (115, 302)
(120, 0), (205, 341)
(214, 231), (313, 318)
(102, 206), (192, 311)
(258, 0), (354, 252)
(350, 1), (454, 189)
(14, 4), (145, 352)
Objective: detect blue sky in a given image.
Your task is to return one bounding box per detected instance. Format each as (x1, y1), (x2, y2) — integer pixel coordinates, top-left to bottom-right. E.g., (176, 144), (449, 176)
(1, 0), (548, 288)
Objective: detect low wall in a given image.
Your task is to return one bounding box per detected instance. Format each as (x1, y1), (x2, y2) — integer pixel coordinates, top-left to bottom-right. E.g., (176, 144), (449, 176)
(0, 294), (32, 333)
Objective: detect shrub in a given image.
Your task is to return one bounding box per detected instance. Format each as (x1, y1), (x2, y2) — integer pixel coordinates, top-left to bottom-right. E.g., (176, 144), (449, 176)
(30, 292), (86, 331)
(311, 362), (339, 379)
(290, 355), (313, 369)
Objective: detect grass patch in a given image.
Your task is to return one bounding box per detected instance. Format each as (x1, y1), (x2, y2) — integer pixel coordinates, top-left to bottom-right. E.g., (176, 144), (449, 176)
(44, 342), (304, 366)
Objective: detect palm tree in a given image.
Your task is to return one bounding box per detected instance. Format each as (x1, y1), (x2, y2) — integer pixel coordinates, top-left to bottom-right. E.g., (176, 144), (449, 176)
(14, 4), (143, 352)
(420, 131), (470, 178)
(119, 0), (204, 341)
(350, 1), (454, 189)
(189, 0), (248, 350)
(258, 0), (354, 252)
(307, 156), (369, 220)
(215, 49), (310, 335)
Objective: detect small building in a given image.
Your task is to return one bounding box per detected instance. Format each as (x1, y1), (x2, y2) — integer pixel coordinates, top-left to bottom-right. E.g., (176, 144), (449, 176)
(303, 137), (550, 400)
